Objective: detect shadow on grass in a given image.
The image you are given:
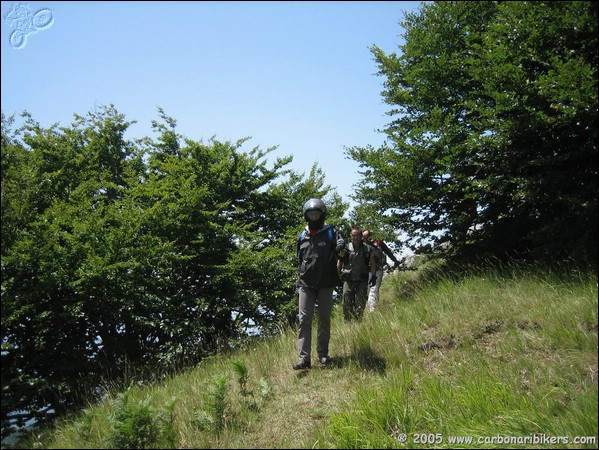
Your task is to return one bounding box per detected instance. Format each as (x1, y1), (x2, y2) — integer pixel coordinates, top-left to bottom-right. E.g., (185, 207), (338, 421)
(322, 347), (387, 375)
(291, 345), (387, 376)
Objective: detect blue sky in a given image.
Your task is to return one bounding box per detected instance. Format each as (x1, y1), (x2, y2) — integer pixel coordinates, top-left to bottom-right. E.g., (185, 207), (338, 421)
(2, 1), (422, 206)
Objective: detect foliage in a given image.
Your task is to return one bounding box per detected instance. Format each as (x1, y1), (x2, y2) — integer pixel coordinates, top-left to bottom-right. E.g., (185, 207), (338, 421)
(347, 1), (598, 264)
(0, 106), (348, 438)
(106, 390), (175, 449)
(204, 375), (229, 432)
(230, 359), (250, 397)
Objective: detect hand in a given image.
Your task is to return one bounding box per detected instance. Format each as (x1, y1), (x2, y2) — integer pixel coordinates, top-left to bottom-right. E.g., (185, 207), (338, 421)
(336, 238), (345, 252)
(369, 275), (377, 287)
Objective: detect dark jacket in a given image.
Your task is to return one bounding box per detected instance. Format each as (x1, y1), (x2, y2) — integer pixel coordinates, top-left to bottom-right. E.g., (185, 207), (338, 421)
(297, 225), (340, 289)
(339, 242), (373, 280)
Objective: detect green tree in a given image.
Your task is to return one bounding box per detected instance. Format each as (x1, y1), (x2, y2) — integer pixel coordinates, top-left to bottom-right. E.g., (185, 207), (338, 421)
(347, 1), (597, 264)
(1, 105), (348, 437)
(1, 106), (144, 431)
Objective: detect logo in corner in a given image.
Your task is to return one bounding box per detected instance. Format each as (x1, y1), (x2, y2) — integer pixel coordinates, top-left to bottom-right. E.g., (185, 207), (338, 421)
(4, 3), (54, 49)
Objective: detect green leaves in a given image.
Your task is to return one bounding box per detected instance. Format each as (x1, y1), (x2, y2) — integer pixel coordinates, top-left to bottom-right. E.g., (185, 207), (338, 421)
(1, 105), (347, 435)
(349, 1), (597, 262)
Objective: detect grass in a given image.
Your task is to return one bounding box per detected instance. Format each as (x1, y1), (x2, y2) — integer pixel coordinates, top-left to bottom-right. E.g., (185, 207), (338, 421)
(19, 263), (598, 449)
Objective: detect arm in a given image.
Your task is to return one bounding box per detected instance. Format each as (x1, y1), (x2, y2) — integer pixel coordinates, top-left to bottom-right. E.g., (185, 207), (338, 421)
(369, 252), (377, 277)
(296, 238), (301, 268)
(335, 231), (345, 253)
(380, 240), (399, 265)
(368, 251), (378, 286)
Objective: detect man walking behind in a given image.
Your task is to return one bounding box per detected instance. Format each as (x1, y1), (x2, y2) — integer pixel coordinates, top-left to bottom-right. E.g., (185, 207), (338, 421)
(337, 226), (376, 321)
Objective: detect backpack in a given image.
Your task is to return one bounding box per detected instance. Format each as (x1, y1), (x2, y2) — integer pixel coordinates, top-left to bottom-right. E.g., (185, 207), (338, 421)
(371, 242), (385, 269)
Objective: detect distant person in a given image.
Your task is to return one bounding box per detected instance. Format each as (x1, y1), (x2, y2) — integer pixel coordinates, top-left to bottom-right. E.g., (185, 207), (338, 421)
(362, 230), (400, 312)
(337, 226), (376, 320)
(294, 198), (345, 370)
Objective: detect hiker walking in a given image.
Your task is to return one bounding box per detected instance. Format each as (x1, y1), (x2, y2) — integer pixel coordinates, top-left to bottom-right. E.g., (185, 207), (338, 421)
(362, 230), (401, 312)
(294, 198), (345, 370)
(337, 226), (376, 321)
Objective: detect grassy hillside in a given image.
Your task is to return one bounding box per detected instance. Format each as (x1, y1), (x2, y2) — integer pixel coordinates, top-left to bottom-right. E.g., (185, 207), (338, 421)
(22, 264), (598, 449)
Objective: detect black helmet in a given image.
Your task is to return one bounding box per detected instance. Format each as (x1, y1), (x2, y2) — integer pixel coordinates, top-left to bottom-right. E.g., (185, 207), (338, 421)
(303, 198), (327, 222)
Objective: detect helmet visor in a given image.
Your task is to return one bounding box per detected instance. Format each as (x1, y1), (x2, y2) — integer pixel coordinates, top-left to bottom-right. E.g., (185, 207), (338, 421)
(306, 210), (323, 221)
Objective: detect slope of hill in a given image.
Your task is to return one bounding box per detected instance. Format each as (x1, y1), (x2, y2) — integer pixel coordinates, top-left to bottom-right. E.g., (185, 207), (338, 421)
(22, 265), (598, 449)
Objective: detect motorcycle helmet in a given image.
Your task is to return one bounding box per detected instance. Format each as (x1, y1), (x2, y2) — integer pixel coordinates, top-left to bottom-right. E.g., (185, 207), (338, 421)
(302, 198), (327, 224)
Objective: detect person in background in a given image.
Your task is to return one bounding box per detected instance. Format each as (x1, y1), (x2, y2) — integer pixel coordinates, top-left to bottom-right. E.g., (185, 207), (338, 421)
(337, 226), (376, 321)
(294, 198), (345, 370)
(362, 230), (401, 312)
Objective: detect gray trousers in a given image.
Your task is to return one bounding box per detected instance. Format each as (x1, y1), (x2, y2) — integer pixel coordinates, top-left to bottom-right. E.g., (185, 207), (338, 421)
(297, 286), (334, 362)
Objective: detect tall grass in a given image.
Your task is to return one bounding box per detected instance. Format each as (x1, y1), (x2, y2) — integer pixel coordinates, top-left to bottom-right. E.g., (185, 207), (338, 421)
(21, 264), (597, 449)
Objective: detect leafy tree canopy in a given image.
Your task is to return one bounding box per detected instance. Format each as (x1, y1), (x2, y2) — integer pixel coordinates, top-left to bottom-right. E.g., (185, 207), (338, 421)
(1, 106), (349, 435)
(347, 1), (597, 265)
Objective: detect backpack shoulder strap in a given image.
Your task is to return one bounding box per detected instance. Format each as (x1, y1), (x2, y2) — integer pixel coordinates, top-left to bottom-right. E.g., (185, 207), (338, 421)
(327, 226), (334, 244)
(297, 229), (307, 261)
(326, 226), (338, 262)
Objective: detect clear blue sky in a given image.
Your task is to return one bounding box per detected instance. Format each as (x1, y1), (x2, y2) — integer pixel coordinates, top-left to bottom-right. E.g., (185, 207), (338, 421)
(2, 1), (422, 206)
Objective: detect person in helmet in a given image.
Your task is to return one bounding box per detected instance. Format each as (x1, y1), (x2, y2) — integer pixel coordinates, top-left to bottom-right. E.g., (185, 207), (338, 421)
(293, 198), (345, 369)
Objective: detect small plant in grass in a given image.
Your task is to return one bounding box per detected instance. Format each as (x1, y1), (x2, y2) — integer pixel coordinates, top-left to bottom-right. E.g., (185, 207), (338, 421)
(156, 397), (178, 448)
(257, 376), (274, 402)
(193, 409), (215, 432)
(106, 390), (160, 449)
(196, 374), (229, 433)
(230, 359), (275, 412)
(231, 359), (251, 397)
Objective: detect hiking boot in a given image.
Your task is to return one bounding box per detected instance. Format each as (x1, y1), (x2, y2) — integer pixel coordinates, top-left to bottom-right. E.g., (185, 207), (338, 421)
(292, 359), (311, 370)
(319, 356), (332, 366)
